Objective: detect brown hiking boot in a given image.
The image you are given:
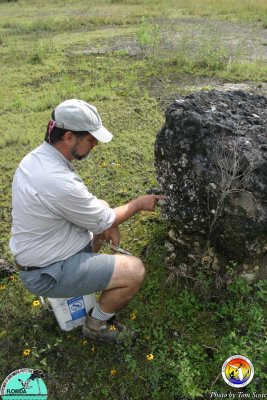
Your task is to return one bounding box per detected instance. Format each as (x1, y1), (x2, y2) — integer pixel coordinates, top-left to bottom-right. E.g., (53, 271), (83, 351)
(82, 313), (137, 345)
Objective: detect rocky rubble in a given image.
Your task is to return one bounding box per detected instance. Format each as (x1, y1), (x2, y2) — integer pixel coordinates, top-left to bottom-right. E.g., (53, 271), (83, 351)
(155, 90), (267, 282)
(0, 258), (15, 278)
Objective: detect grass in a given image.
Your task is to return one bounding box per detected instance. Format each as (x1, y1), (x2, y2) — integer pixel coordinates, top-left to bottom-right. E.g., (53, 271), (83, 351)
(0, 0), (266, 399)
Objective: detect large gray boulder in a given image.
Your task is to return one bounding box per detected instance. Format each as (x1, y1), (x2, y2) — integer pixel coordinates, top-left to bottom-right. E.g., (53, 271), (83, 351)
(155, 90), (267, 281)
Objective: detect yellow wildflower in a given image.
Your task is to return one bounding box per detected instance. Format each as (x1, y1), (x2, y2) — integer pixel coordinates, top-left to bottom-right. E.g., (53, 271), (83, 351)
(202, 256), (210, 263)
(0, 285), (7, 290)
(23, 349), (31, 357)
(109, 325), (116, 331)
(110, 369), (118, 376)
(91, 346), (95, 352)
(9, 275), (17, 282)
(130, 311), (137, 320)
(146, 353), (154, 361)
(32, 300), (41, 307)
(82, 339), (88, 346)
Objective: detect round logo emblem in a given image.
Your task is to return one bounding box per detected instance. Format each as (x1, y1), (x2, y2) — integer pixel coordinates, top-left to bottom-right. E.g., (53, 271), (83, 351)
(222, 355), (254, 388)
(0, 368), (48, 399)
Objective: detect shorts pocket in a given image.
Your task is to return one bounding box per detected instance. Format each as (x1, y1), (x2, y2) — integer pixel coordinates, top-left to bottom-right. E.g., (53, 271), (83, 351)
(19, 270), (56, 296)
(40, 261), (64, 282)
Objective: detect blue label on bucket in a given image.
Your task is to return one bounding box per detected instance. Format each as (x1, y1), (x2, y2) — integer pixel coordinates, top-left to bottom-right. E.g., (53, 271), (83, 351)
(67, 296), (87, 320)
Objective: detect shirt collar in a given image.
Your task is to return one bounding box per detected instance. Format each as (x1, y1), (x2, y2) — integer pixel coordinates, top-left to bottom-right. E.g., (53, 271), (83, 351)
(42, 141), (75, 171)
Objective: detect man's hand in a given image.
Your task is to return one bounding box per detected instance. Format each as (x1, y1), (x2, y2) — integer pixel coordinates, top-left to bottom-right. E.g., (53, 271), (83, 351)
(92, 232), (106, 253)
(134, 194), (166, 212)
(111, 194), (167, 227)
(105, 226), (120, 247)
(92, 227), (121, 252)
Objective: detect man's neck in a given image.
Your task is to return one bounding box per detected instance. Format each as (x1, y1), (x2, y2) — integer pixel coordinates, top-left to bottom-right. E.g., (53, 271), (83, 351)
(51, 142), (72, 161)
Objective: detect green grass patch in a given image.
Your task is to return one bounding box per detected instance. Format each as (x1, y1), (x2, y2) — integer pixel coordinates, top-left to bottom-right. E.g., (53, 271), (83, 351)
(1, 267), (266, 398)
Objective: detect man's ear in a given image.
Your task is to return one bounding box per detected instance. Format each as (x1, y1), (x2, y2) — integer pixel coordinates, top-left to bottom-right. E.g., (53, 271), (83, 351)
(63, 131), (74, 146)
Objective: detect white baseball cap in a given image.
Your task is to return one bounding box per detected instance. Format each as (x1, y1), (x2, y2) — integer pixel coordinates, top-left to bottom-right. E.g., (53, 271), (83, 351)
(54, 99), (113, 143)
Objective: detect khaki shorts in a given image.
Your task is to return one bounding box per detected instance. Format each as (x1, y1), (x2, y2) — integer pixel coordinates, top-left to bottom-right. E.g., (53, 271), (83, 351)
(19, 243), (115, 298)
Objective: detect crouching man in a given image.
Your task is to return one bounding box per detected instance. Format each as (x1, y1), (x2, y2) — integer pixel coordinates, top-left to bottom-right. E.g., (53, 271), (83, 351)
(9, 99), (165, 345)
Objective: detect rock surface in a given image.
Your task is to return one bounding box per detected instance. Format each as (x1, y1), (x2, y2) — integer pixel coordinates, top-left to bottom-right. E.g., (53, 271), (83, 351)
(155, 90), (267, 280)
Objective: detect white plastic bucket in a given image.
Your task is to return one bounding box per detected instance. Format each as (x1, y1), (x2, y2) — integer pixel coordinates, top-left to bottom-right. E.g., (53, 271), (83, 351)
(42, 294), (96, 331)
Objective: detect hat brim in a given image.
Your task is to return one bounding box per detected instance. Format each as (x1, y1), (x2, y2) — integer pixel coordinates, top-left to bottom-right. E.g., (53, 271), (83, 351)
(90, 125), (113, 143)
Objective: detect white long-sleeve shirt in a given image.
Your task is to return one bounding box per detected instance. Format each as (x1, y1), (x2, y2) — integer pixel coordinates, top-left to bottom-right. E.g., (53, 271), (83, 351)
(9, 141), (115, 267)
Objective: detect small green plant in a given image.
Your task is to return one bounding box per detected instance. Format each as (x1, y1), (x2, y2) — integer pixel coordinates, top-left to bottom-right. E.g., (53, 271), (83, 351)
(29, 53), (43, 65)
(136, 16), (160, 53)
(195, 38), (230, 70)
(111, 48), (129, 57)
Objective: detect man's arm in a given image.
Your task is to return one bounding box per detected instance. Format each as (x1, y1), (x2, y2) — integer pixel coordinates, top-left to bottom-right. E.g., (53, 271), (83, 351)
(93, 194), (165, 251)
(111, 194), (166, 227)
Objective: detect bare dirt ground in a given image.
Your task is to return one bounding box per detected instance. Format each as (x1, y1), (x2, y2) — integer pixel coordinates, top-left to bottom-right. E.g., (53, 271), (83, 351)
(72, 17), (267, 61)
(70, 16), (267, 106)
(162, 17), (267, 62)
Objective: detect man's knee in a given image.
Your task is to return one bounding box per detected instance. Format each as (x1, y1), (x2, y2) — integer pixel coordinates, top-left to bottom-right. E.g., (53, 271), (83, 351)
(106, 255), (145, 290)
(126, 256), (145, 286)
(128, 256), (145, 286)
